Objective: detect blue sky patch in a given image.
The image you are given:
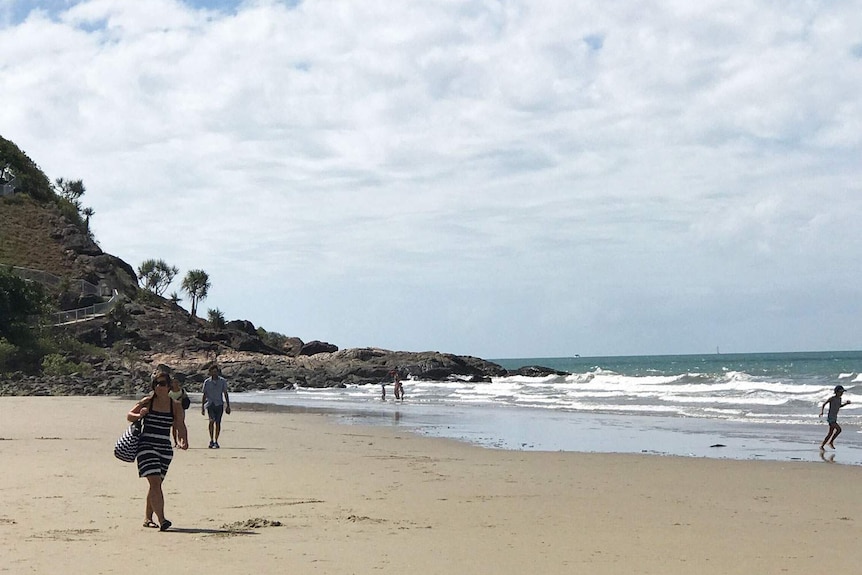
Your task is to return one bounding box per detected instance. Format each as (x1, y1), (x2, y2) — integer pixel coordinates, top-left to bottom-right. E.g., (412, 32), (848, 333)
(2, 0), (301, 26)
(583, 33), (604, 51)
(3, 0), (81, 25)
(183, 0), (301, 12)
(182, 0), (242, 12)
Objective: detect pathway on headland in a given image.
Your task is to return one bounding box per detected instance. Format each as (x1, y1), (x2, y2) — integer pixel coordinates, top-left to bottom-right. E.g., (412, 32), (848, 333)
(8, 265), (120, 326)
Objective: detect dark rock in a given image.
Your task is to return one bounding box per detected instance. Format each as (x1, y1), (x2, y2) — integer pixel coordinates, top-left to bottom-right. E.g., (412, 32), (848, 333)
(508, 365), (570, 377)
(132, 338), (151, 351)
(282, 337), (304, 357)
(76, 293), (103, 308)
(300, 340), (338, 356)
(233, 334), (268, 352)
(197, 330), (231, 343)
(227, 319), (257, 335)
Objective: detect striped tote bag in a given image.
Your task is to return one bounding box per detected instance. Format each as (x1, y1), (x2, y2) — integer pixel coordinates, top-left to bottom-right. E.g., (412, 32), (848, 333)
(114, 421), (142, 462)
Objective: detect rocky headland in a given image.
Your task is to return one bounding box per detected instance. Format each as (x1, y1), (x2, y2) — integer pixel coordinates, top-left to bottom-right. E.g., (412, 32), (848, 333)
(0, 282), (521, 396)
(0, 200), (543, 396)
(0, 135), (565, 396)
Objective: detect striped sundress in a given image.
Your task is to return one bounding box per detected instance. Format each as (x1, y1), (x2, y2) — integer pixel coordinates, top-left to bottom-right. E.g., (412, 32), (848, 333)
(136, 402), (174, 478)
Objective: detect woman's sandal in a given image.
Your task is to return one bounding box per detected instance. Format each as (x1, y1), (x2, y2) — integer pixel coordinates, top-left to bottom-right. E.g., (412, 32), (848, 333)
(143, 520), (158, 528)
(159, 519), (172, 532)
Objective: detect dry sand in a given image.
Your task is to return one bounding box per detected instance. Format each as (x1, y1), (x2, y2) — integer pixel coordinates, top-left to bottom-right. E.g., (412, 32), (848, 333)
(1, 397), (860, 574)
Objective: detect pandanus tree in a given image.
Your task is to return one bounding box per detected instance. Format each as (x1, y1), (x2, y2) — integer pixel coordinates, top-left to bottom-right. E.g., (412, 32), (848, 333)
(137, 259), (179, 296)
(181, 269), (210, 320)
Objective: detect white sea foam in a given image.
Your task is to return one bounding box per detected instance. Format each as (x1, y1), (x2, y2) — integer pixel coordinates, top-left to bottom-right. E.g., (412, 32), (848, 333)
(234, 352), (862, 463)
(239, 352), (862, 429)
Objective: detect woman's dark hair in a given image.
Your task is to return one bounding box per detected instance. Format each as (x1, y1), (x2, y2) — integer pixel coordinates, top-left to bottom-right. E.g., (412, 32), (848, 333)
(151, 370), (170, 390)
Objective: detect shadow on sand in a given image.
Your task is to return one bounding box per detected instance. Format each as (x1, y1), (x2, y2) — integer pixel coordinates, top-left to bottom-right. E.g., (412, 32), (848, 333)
(163, 527), (257, 536)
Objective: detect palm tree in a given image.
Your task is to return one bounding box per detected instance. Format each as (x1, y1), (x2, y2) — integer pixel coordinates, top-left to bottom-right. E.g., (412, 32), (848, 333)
(181, 269), (210, 319)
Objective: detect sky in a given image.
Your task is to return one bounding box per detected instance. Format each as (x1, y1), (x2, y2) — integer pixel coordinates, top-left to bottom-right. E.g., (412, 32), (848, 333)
(1, 0), (861, 359)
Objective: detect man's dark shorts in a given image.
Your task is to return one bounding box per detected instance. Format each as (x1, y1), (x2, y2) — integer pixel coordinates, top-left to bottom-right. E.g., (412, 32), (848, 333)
(207, 404), (224, 424)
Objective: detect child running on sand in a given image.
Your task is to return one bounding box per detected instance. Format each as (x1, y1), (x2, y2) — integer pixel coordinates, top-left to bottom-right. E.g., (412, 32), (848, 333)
(819, 385), (851, 450)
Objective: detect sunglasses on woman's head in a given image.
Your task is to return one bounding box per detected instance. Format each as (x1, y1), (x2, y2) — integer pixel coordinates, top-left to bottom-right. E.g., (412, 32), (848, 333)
(156, 379), (169, 386)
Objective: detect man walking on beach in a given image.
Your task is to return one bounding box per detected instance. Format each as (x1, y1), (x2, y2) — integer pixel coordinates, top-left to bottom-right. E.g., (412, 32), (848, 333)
(202, 365), (231, 448)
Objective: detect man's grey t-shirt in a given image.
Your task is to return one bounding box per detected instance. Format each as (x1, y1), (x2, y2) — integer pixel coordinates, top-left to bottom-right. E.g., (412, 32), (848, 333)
(202, 376), (228, 408)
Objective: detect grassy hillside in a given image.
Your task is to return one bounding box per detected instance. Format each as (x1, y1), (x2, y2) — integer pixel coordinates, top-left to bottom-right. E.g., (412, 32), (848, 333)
(0, 195), (81, 278)
(0, 135), (88, 279)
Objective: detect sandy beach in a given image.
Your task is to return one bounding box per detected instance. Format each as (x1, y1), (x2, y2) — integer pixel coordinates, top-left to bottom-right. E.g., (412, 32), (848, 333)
(1, 397), (860, 574)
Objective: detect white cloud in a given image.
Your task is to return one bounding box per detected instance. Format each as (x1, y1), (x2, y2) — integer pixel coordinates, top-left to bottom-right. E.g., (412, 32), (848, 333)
(1, 0), (861, 357)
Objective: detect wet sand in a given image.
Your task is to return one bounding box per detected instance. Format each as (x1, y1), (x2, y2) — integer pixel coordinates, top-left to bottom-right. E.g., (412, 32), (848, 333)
(1, 396), (860, 574)
(227, 392), (862, 465)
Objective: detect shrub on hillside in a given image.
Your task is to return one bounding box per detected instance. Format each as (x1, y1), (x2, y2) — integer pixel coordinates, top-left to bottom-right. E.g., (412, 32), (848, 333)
(0, 136), (54, 202)
(256, 327), (288, 348)
(41, 353), (92, 377)
(207, 308), (226, 329)
(0, 338), (17, 371)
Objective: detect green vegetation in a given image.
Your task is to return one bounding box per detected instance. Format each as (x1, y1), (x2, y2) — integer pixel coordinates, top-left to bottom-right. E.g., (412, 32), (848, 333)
(257, 326), (289, 349)
(207, 307), (226, 328)
(0, 265), (109, 374)
(0, 136), (54, 202)
(43, 334), (106, 361)
(182, 269), (210, 319)
(0, 338), (17, 369)
(0, 136), (235, 379)
(53, 177), (85, 206)
(0, 195), (83, 277)
(137, 258), (179, 296)
(52, 177), (93, 237)
(0, 137), (107, 373)
(0, 266), (50, 371)
(41, 353), (94, 377)
(1, 136), (93, 240)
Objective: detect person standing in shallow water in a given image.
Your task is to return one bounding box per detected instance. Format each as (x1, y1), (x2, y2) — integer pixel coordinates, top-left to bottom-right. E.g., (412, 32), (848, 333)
(820, 385), (851, 450)
(393, 369), (404, 400)
(129, 370), (188, 531)
(202, 365), (230, 448)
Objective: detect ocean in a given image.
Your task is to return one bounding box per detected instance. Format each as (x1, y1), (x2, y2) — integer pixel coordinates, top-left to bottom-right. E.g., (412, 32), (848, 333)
(229, 350), (862, 465)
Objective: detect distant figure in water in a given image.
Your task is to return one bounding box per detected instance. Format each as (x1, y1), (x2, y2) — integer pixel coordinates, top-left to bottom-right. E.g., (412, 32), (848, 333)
(393, 369), (404, 400)
(820, 385), (850, 450)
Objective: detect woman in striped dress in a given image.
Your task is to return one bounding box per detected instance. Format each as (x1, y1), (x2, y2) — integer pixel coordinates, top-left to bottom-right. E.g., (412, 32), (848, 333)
(128, 371), (188, 531)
